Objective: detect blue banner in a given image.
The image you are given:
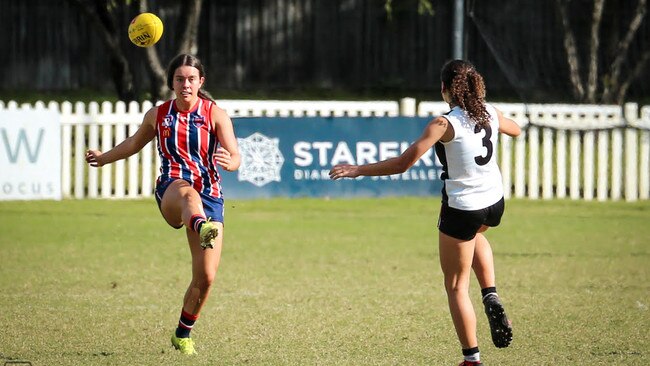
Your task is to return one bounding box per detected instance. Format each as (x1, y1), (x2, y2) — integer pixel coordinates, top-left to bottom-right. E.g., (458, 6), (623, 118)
(220, 117), (443, 198)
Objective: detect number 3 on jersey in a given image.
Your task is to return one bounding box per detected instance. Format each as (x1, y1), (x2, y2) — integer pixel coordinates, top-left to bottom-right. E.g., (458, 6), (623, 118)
(474, 124), (493, 166)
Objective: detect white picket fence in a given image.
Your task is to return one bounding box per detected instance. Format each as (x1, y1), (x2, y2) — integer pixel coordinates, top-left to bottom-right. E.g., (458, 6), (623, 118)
(1, 99), (649, 201)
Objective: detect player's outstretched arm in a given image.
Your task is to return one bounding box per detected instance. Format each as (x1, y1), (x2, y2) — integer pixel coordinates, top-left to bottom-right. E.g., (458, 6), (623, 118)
(330, 116), (448, 180)
(85, 107), (157, 167)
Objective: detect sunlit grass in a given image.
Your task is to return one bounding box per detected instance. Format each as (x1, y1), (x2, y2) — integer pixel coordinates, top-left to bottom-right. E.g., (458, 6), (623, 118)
(0, 198), (648, 365)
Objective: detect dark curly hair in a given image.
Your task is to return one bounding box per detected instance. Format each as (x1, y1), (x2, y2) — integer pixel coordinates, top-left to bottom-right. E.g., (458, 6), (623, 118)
(440, 60), (490, 127)
(166, 53), (214, 101)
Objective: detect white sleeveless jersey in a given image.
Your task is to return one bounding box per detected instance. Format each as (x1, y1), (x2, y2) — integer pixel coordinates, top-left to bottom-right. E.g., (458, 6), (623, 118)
(435, 104), (503, 210)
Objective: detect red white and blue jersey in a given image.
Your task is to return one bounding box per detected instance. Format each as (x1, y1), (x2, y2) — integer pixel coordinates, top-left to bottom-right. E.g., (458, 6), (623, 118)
(155, 98), (223, 198)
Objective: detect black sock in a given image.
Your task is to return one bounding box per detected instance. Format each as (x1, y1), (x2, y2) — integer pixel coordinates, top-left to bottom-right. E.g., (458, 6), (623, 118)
(175, 310), (198, 338)
(481, 286), (497, 299)
(190, 214), (206, 233)
(462, 347), (480, 362)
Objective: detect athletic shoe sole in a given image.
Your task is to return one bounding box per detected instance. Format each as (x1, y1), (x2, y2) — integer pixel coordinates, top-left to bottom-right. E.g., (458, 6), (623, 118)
(484, 295), (513, 348)
(199, 222), (219, 250)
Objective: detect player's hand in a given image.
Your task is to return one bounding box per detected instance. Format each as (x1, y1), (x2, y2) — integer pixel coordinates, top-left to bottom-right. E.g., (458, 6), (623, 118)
(214, 147), (234, 171)
(329, 164), (360, 180)
(85, 150), (104, 167)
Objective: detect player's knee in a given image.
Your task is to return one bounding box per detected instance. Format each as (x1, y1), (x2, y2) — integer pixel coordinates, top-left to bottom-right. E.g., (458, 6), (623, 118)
(443, 278), (469, 295)
(180, 190), (197, 205)
(195, 271), (216, 291)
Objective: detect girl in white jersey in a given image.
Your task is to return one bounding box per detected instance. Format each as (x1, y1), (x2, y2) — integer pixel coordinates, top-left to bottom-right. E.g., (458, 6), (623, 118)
(329, 60), (521, 366)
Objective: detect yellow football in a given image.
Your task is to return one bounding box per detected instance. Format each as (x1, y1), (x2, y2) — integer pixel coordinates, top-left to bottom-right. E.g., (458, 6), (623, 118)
(128, 13), (163, 47)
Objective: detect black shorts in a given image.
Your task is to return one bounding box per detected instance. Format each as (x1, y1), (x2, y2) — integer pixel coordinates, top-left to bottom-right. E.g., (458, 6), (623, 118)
(437, 197), (505, 241)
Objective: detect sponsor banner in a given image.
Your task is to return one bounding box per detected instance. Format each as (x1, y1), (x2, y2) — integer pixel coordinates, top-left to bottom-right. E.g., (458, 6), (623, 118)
(221, 117), (443, 198)
(0, 110), (61, 200)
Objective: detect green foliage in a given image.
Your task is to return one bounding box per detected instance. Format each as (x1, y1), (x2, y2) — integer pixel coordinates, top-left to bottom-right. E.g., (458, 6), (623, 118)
(385, 0), (435, 21)
(0, 198), (648, 365)
(417, 0), (434, 16)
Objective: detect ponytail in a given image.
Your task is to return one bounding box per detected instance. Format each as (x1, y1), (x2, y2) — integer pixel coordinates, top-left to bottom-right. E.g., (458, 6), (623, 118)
(441, 60), (491, 127)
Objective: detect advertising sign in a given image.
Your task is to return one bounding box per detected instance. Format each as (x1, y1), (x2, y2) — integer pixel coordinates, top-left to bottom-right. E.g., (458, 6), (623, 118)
(220, 117), (443, 198)
(0, 110), (61, 200)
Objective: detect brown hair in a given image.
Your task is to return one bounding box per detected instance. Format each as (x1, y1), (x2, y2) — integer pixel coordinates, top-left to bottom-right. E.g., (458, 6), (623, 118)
(440, 60), (490, 127)
(166, 53), (214, 101)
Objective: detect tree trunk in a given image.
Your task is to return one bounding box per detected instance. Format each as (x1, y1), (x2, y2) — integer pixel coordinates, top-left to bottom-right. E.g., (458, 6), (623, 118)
(556, 0), (585, 101)
(146, 46), (170, 102)
(602, 0), (647, 103)
(72, 0), (205, 102)
(586, 0), (605, 103)
(138, 0), (168, 102)
(617, 49), (650, 105)
(176, 0), (204, 55)
(69, 0), (136, 101)
(139, 0), (203, 101)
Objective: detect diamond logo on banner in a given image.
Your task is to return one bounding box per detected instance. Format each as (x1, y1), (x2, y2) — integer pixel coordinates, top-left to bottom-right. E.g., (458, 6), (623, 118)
(236, 132), (284, 187)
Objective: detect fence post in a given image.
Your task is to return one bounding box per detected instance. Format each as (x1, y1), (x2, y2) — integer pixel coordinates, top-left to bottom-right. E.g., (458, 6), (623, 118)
(569, 130), (581, 200)
(61, 102), (72, 199)
(542, 128), (553, 199)
(583, 131), (595, 201)
(141, 101), (155, 197)
(400, 98), (417, 117)
(597, 130), (609, 201)
(611, 128), (623, 200)
(74, 102), (86, 199)
(556, 129), (567, 199)
(527, 126), (539, 199)
(127, 101), (140, 198)
(114, 102), (126, 198)
(640, 130), (649, 200)
(88, 102), (100, 198)
(514, 130), (526, 198)
(624, 103), (639, 202)
(625, 128), (638, 202)
(101, 101), (114, 198)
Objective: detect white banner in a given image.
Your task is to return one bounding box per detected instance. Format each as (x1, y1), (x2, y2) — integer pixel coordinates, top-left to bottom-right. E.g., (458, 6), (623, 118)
(0, 109), (61, 200)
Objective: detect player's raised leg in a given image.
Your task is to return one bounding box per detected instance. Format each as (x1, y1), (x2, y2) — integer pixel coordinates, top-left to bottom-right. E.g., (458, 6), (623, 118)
(159, 179), (218, 249)
(159, 179), (206, 228)
(473, 230), (512, 348)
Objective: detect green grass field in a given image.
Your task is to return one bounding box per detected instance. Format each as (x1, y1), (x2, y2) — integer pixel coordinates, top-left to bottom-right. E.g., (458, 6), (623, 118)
(1, 198), (649, 365)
